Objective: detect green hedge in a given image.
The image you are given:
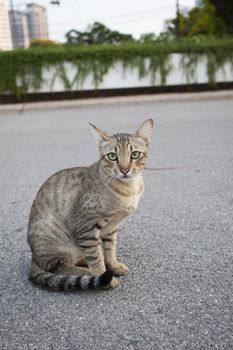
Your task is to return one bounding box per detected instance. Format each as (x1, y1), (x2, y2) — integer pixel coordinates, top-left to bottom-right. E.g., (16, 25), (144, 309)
(0, 37), (233, 97)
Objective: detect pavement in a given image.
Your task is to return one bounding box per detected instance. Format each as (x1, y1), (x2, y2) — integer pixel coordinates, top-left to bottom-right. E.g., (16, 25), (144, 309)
(0, 94), (232, 350)
(1, 89), (233, 112)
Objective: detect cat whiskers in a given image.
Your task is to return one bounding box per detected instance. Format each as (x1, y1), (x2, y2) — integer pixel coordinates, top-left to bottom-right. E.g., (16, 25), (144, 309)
(101, 173), (117, 182)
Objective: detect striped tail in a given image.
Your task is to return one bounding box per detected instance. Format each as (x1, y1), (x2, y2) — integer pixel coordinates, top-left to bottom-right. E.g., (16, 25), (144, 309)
(29, 260), (113, 291)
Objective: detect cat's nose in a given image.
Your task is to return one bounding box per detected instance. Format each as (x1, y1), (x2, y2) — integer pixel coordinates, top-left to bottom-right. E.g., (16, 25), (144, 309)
(120, 167), (130, 176)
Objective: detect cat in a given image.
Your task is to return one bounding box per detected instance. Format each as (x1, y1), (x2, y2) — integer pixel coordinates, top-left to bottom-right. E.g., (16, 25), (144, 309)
(27, 119), (153, 291)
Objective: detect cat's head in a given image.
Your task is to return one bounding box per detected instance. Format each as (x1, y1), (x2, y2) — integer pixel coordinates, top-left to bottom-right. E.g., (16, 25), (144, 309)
(89, 119), (153, 181)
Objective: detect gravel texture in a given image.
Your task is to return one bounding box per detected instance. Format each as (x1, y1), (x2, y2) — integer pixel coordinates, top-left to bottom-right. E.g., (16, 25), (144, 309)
(0, 97), (232, 350)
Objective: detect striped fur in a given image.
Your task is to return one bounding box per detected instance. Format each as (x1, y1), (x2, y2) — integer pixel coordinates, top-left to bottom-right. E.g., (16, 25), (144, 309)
(29, 260), (113, 291)
(27, 119), (153, 291)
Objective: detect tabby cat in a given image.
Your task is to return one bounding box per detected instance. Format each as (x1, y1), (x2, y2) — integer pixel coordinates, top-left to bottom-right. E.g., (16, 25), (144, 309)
(27, 119), (153, 291)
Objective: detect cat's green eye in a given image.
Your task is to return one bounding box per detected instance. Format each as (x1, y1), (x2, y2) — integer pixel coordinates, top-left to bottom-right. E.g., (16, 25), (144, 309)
(131, 151), (140, 160)
(107, 152), (118, 161)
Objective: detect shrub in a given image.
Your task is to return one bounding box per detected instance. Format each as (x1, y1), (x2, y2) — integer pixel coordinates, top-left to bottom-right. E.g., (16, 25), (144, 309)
(0, 37), (232, 97)
(30, 38), (62, 48)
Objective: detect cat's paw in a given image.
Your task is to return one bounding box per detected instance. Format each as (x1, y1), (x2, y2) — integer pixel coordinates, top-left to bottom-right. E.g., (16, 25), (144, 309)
(109, 263), (129, 276)
(109, 276), (119, 289)
(99, 274), (119, 289)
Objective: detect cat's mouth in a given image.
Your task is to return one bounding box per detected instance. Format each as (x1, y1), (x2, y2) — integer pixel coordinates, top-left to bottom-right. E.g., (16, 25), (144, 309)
(111, 171), (134, 181)
(119, 173), (133, 181)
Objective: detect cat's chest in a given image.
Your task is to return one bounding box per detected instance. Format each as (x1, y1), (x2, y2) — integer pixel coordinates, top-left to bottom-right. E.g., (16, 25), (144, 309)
(106, 178), (144, 206)
(99, 194), (141, 236)
(104, 179), (143, 213)
(117, 192), (141, 212)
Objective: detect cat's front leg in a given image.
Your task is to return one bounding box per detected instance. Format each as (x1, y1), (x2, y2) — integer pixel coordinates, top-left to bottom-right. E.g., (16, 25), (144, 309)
(102, 229), (129, 276)
(76, 230), (119, 289)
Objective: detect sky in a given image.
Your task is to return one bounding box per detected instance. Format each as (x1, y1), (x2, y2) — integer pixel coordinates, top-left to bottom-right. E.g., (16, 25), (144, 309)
(12, 0), (196, 43)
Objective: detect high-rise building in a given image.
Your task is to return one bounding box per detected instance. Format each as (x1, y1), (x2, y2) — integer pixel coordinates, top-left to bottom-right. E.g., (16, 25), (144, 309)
(9, 10), (30, 48)
(9, 3), (48, 49)
(27, 3), (49, 41)
(0, 0), (12, 50)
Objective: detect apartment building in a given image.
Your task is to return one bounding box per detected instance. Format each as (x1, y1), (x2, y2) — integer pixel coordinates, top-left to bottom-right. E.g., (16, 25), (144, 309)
(9, 3), (48, 49)
(0, 0), (12, 50)
(9, 10), (30, 48)
(27, 3), (49, 41)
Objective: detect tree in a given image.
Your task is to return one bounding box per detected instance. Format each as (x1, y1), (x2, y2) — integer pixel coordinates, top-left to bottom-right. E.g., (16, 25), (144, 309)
(66, 22), (134, 45)
(209, 0), (233, 34)
(30, 38), (61, 47)
(165, 13), (189, 37)
(165, 0), (227, 37)
(138, 33), (157, 43)
(188, 1), (226, 36)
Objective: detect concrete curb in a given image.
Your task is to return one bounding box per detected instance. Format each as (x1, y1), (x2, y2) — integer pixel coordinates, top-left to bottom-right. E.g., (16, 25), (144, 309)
(1, 90), (233, 113)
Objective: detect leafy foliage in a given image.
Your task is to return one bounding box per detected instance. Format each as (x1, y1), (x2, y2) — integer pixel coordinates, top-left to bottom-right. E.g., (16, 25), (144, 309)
(209, 0), (233, 34)
(66, 22), (134, 45)
(0, 37), (233, 97)
(138, 33), (158, 43)
(166, 0), (227, 37)
(188, 1), (227, 36)
(30, 38), (62, 48)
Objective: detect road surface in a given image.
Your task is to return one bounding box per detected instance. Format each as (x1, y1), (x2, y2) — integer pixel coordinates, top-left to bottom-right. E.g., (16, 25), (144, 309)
(0, 96), (232, 349)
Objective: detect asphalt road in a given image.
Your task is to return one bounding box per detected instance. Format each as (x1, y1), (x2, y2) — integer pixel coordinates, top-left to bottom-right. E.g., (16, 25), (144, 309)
(0, 96), (232, 350)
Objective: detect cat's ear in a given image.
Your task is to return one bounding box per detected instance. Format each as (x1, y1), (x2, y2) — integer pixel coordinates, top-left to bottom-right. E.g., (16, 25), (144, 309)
(134, 119), (154, 144)
(89, 123), (111, 145)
